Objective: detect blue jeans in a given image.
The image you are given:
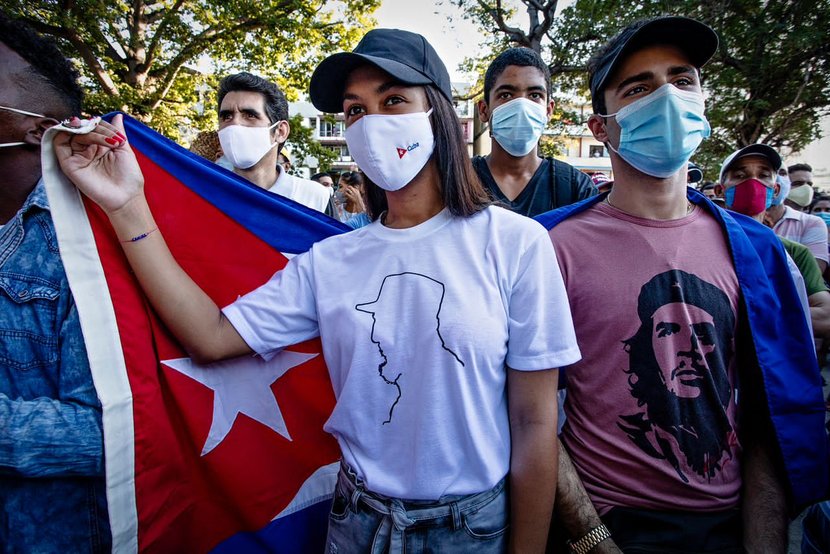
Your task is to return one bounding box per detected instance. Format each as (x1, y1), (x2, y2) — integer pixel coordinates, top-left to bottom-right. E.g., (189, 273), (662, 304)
(326, 463), (508, 553)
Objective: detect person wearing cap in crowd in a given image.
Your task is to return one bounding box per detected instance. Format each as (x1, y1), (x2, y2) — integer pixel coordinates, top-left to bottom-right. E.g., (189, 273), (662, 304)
(591, 172), (613, 194)
(0, 11), (111, 550)
(686, 162), (703, 185)
(55, 27), (580, 553)
(699, 181), (719, 201)
(278, 151), (292, 173)
(215, 72), (331, 213)
(474, 47), (596, 217)
(764, 161), (828, 273)
(716, 144), (830, 342)
(786, 163), (815, 211)
(535, 16), (827, 553)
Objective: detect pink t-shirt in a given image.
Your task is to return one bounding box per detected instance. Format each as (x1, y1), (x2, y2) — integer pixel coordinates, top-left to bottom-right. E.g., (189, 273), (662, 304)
(550, 202), (742, 514)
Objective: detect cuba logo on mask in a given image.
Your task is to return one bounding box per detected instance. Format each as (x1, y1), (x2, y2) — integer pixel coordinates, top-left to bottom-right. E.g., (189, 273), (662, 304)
(345, 109), (435, 192)
(396, 142), (420, 159)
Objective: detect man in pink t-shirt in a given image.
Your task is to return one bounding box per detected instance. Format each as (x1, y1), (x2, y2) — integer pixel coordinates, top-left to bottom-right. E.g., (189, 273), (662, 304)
(538, 15), (824, 554)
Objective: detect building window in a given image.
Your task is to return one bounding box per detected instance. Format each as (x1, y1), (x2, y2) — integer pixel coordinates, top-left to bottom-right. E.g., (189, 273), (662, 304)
(326, 144), (351, 161)
(589, 145), (607, 158)
(454, 99), (472, 118)
(320, 120), (345, 138)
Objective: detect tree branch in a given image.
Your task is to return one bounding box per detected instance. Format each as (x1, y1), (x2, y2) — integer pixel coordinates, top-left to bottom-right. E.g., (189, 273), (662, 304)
(128, 0), (144, 57)
(144, 0), (187, 70)
(760, 101), (824, 146)
(547, 63), (586, 76)
(149, 66), (182, 111)
(146, 17), (266, 102)
(18, 18), (120, 96)
(479, 0), (527, 44)
(526, 0), (557, 52)
(455, 86), (483, 101)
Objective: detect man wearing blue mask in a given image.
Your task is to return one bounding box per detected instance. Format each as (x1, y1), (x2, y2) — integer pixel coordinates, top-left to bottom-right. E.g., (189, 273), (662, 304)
(474, 48), (596, 217)
(536, 16), (828, 553)
(0, 11), (111, 550)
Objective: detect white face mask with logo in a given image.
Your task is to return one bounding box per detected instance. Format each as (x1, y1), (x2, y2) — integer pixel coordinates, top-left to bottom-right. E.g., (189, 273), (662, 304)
(218, 122), (279, 169)
(345, 110), (434, 191)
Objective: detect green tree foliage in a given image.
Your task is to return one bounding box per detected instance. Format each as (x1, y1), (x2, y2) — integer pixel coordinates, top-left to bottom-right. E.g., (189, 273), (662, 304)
(451, 0), (830, 177)
(2, 0), (379, 144)
(448, 0), (596, 154)
(285, 113), (338, 173)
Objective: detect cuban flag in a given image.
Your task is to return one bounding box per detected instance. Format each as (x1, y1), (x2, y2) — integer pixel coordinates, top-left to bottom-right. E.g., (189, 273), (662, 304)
(41, 113), (347, 552)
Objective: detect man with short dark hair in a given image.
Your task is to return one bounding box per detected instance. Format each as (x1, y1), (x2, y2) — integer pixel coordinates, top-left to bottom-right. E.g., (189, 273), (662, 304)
(765, 161), (827, 272)
(700, 181), (718, 201)
(216, 72), (330, 212)
(0, 10), (111, 550)
(787, 162), (815, 210)
(538, 16), (827, 553)
(310, 171), (335, 188)
(474, 47), (595, 217)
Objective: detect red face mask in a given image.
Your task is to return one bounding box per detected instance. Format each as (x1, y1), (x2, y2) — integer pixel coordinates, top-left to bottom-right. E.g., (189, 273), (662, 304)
(724, 178), (774, 216)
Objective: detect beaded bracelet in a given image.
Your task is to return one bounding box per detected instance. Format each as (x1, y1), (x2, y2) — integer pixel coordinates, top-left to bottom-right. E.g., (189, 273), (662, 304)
(121, 227), (158, 243)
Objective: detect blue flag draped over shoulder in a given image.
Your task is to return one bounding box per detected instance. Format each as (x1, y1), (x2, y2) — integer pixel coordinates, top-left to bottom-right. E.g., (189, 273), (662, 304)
(41, 113), (347, 553)
(537, 190), (830, 512)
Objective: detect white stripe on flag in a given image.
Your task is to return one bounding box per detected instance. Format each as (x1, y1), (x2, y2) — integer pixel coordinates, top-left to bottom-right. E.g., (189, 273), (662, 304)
(41, 124), (139, 554)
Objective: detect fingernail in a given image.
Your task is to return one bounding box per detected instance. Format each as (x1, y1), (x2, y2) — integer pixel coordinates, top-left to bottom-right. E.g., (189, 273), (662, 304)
(105, 137), (118, 145)
(116, 132), (126, 141)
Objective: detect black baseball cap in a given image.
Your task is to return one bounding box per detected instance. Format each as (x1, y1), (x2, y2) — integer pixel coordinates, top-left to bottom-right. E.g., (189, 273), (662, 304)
(310, 29), (453, 114)
(687, 162), (703, 183)
(589, 16), (719, 112)
(719, 144), (782, 183)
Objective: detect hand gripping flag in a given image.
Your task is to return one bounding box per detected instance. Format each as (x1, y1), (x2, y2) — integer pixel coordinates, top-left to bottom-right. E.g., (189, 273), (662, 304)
(41, 113), (347, 553)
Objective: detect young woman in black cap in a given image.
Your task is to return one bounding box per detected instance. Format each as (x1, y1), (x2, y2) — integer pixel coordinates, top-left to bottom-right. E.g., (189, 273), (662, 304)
(54, 29), (580, 553)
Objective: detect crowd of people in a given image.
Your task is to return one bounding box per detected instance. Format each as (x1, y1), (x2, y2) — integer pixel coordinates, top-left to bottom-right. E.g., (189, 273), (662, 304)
(2, 6), (829, 553)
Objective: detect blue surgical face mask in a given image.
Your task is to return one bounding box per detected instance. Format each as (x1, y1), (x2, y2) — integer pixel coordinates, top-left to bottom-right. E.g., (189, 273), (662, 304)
(771, 174), (790, 206)
(599, 84), (711, 178)
(815, 212), (830, 226)
(490, 98), (548, 157)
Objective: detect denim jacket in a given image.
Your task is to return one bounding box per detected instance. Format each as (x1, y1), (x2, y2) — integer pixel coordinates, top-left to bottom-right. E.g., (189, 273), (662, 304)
(0, 181), (111, 552)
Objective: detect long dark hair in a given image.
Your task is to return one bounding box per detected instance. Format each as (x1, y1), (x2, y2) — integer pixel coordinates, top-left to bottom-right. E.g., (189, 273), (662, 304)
(365, 85), (491, 220)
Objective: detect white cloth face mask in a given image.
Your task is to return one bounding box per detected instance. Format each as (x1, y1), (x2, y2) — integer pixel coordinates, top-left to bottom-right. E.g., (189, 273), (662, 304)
(218, 122), (279, 169)
(345, 109), (435, 192)
(0, 105), (47, 148)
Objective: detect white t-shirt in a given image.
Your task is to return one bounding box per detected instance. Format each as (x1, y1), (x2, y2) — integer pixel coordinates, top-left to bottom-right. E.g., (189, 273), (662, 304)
(223, 206), (580, 500)
(268, 166), (331, 213)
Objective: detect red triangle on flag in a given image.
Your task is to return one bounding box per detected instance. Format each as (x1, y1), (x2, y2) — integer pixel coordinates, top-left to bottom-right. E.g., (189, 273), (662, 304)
(397, 147), (407, 159)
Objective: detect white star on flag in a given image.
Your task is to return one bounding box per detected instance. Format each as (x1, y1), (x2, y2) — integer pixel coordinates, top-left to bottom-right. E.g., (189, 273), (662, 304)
(162, 350), (317, 455)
